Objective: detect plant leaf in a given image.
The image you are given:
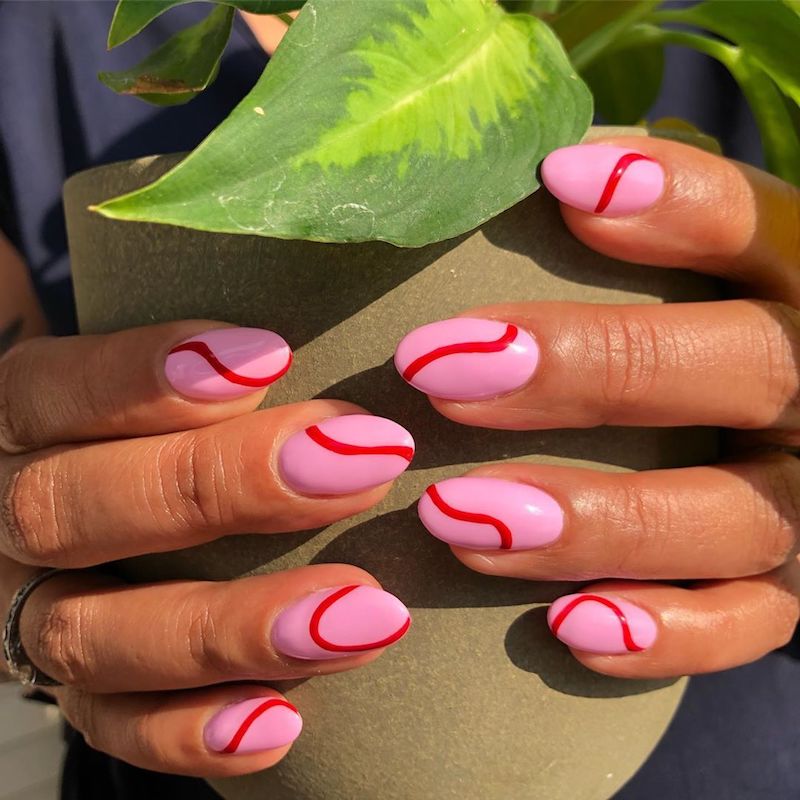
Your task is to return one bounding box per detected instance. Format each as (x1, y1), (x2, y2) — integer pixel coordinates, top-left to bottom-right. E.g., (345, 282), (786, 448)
(583, 42), (663, 124)
(108, 0), (305, 49)
(730, 53), (800, 185)
(95, 0), (593, 247)
(682, 0), (800, 106)
(100, 5), (234, 106)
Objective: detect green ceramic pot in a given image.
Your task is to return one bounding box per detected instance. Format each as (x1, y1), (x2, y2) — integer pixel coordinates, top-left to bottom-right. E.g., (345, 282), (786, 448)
(63, 127), (718, 800)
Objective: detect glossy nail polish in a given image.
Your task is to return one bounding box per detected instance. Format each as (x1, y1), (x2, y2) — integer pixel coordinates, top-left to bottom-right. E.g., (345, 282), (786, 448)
(418, 477), (563, 550)
(394, 318), (538, 401)
(547, 593), (657, 654)
(541, 145), (665, 217)
(205, 697), (302, 754)
(278, 414), (415, 495)
(272, 585), (411, 661)
(165, 327), (292, 400)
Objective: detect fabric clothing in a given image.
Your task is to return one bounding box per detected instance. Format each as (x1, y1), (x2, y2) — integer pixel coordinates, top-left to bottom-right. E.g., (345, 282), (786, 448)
(0, 2), (795, 798)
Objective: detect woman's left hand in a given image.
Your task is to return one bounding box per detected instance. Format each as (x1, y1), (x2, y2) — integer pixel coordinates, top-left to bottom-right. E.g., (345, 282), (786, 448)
(394, 136), (800, 678)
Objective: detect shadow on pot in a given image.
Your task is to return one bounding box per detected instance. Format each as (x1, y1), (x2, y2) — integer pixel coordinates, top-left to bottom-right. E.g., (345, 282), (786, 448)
(316, 358), (721, 472)
(312, 505), (572, 608)
(504, 607), (678, 698)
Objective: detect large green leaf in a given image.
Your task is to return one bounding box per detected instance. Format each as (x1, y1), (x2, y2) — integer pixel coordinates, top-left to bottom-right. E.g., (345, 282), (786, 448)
(681, 0), (800, 105)
(95, 0), (592, 247)
(584, 42), (664, 124)
(100, 5), (234, 106)
(108, 0), (305, 49)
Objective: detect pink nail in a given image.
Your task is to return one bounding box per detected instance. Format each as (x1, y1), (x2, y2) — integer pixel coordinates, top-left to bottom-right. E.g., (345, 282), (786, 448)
(418, 477), (563, 550)
(394, 318), (538, 401)
(278, 414), (414, 495)
(165, 327), (292, 400)
(547, 593), (657, 654)
(204, 697), (302, 755)
(272, 585), (411, 661)
(541, 144), (665, 216)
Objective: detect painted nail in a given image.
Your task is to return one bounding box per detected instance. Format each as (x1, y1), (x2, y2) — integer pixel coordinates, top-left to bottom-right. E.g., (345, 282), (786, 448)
(165, 327), (292, 400)
(394, 318), (539, 401)
(272, 585), (411, 661)
(204, 697), (302, 755)
(541, 145), (665, 217)
(418, 477), (563, 551)
(278, 414), (415, 495)
(547, 593), (657, 654)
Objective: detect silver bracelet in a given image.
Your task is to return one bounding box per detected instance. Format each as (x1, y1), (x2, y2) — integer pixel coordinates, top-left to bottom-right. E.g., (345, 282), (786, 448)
(3, 569), (64, 687)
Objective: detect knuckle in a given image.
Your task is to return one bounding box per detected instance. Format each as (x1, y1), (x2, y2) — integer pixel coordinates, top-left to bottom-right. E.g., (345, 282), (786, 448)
(743, 302), (800, 428)
(588, 311), (666, 419)
(603, 481), (667, 576)
(752, 455), (800, 569)
(153, 433), (232, 535)
(183, 591), (238, 677)
(0, 340), (40, 453)
(61, 691), (103, 749)
(2, 460), (72, 566)
(33, 595), (95, 686)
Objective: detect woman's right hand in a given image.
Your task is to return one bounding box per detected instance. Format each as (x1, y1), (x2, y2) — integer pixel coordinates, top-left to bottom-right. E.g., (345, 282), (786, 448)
(0, 321), (413, 776)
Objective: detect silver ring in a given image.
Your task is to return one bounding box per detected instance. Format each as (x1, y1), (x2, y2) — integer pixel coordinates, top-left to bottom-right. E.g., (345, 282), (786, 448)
(3, 569), (64, 687)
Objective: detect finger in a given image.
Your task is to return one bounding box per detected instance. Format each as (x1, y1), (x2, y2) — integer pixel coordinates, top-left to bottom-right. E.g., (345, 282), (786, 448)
(56, 684), (302, 777)
(0, 321), (293, 453)
(0, 400), (414, 567)
(540, 136), (800, 303)
(14, 563), (410, 692)
(544, 567), (800, 678)
(426, 455), (800, 581)
(394, 299), (800, 430)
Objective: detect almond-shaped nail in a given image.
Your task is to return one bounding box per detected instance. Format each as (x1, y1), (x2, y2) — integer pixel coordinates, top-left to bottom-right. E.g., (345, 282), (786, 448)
(278, 414), (414, 495)
(272, 585), (411, 661)
(541, 144), (665, 217)
(394, 318), (539, 401)
(547, 593), (657, 654)
(204, 697), (302, 755)
(165, 327), (292, 400)
(418, 477), (563, 550)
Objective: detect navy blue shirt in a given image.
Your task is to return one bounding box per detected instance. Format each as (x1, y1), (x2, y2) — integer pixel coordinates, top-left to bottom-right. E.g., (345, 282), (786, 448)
(0, 3), (794, 799)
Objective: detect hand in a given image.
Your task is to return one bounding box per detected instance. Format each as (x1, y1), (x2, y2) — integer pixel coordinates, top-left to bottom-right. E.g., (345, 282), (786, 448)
(395, 136), (800, 677)
(0, 322), (413, 775)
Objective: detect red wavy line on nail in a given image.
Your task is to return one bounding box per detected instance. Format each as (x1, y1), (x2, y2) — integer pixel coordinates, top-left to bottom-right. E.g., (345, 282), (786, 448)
(305, 425), (414, 462)
(308, 585), (411, 653)
(401, 324), (518, 382)
(425, 484), (513, 550)
(594, 153), (656, 214)
(221, 698), (298, 754)
(168, 341), (292, 388)
(549, 594), (644, 652)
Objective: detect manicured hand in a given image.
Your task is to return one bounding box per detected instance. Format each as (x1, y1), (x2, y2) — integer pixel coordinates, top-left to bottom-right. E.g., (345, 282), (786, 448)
(397, 136), (800, 678)
(0, 323), (413, 775)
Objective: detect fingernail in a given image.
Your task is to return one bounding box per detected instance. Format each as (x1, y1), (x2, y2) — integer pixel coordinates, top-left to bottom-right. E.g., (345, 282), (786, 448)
(541, 145), (665, 216)
(272, 585), (411, 660)
(278, 414), (414, 495)
(205, 697), (302, 755)
(418, 477), (563, 550)
(165, 327), (292, 400)
(394, 318), (538, 401)
(547, 593), (657, 654)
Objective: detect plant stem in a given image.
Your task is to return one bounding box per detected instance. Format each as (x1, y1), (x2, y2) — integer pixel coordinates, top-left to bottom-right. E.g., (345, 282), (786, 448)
(567, 0), (661, 71)
(610, 24), (800, 184)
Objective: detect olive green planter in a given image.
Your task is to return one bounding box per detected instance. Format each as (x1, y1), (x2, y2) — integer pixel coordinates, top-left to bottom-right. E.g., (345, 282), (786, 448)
(63, 127), (718, 800)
